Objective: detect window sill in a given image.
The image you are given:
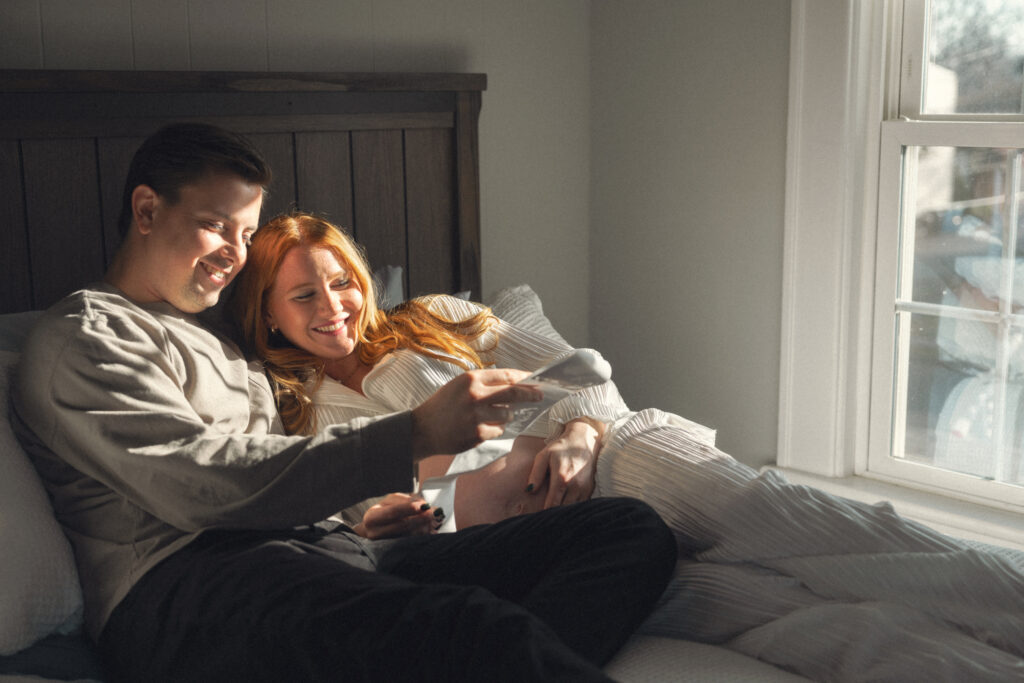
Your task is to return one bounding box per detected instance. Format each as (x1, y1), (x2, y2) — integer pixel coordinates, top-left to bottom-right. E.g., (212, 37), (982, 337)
(765, 467), (1024, 551)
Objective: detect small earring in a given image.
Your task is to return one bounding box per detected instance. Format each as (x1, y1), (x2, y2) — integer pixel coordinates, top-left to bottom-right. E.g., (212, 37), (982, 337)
(269, 324), (278, 334)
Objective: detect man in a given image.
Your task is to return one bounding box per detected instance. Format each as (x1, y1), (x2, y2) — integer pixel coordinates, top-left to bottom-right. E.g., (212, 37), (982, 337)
(13, 123), (675, 682)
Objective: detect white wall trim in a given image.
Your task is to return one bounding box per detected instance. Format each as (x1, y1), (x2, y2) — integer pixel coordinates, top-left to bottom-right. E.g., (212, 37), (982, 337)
(778, 0), (852, 475)
(778, 0), (889, 476)
(777, 0), (805, 471)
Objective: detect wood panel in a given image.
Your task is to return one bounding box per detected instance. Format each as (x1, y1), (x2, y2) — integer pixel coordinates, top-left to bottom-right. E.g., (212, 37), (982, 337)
(21, 138), (105, 309)
(0, 141), (31, 313)
(454, 91), (482, 299)
(2, 113), (453, 141)
(96, 136), (145, 266)
(295, 131), (354, 228)
(248, 133), (298, 221)
(351, 129), (406, 277)
(405, 127), (456, 298)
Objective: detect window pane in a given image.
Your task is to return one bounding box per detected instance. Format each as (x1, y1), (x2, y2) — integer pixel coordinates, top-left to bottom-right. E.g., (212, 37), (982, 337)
(898, 311), (1024, 485)
(909, 146), (1018, 308)
(896, 144), (1024, 485)
(924, 0), (1024, 115)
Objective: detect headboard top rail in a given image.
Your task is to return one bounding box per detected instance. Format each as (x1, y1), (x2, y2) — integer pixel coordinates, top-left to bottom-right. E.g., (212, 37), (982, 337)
(0, 69), (486, 94)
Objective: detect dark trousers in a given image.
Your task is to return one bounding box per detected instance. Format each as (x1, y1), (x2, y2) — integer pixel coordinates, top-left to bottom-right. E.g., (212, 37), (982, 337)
(99, 497), (675, 683)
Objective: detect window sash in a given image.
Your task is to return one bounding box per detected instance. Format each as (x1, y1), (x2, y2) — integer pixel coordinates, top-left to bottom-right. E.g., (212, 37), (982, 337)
(870, 119), (1024, 509)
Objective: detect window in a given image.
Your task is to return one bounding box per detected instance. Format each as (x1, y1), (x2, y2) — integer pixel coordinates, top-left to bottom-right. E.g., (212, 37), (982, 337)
(870, 0), (1024, 507)
(779, 1), (1024, 534)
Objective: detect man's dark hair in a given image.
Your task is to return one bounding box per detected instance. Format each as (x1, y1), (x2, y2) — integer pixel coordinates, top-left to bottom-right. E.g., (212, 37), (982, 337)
(117, 123), (273, 236)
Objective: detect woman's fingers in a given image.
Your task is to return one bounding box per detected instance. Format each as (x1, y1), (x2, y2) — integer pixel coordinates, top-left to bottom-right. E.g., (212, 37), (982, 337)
(359, 494), (446, 539)
(526, 450), (551, 496)
(523, 420), (600, 510)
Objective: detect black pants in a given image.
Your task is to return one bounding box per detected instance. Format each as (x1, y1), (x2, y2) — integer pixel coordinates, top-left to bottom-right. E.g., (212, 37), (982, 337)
(99, 497), (675, 683)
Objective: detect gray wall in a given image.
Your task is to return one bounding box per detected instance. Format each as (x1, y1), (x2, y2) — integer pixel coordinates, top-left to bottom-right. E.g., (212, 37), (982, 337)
(0, 0), (790, 466)
(591, 1), (790, 464)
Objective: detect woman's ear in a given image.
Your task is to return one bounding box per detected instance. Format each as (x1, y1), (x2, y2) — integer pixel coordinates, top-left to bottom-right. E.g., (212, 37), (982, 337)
(131, 185), (158, 234)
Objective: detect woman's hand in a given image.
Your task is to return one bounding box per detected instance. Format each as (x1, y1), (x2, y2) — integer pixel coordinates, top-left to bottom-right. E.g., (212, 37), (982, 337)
(353, 493), (445, 540)
(526, 417), (605, 509)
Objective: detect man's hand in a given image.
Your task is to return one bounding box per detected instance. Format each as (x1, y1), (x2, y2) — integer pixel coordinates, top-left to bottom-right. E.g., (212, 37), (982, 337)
(411, 368), (541, 460)
(353, 493), (444, 540)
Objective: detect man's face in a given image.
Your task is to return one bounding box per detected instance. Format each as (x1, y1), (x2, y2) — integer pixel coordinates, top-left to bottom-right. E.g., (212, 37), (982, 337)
(135, 173), (263, 313)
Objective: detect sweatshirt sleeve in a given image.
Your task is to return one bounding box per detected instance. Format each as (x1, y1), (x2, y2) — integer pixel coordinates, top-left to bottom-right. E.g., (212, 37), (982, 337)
(423, 294), (630, 438)
(14, 298), (415, 533)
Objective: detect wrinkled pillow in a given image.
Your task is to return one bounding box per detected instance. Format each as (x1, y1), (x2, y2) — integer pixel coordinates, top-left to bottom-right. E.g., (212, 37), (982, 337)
(488, 284), (570, 346)
(0, 311), (42, 353)
(0, 350), (84, 655)
(373, 265), (405, 310)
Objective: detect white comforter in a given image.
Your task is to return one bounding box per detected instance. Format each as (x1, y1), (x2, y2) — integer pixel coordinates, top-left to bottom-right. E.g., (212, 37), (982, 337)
(312, 290), (1024, 682)
(602, 409), (1024, 682)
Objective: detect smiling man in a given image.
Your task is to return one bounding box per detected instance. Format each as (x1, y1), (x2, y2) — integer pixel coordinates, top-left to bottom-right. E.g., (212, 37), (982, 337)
(11, 123), (676, 682)
(107, 172), (261, 312)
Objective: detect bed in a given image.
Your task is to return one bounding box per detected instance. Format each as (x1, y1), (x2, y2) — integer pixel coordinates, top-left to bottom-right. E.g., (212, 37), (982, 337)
(0, 67), (819, 682)
(3, 69), (1022, 683)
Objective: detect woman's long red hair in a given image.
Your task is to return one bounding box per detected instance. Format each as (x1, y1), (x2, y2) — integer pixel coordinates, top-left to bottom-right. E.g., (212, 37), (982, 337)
(230, 213), (494, 434)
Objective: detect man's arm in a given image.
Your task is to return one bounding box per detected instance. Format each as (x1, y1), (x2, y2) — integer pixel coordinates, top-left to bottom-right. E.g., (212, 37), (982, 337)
(14, 298), (415, 532)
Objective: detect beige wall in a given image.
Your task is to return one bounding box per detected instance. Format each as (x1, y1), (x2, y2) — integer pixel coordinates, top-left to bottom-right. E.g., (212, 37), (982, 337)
(591, 1), (789, 464)
(0, 0), (593, 342)
(0, 0), (791, 466)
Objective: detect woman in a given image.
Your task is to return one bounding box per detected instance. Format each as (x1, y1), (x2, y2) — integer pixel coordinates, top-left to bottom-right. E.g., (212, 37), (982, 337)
(229, 212), (624, 534)
(232, 213), (1024, 682)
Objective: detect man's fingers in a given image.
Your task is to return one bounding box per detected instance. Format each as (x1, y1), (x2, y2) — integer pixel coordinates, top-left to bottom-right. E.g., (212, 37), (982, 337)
(479, 404), (516, 425)
(474, 368), (532, 385)
(486, 384), (542, 407)
(470, 369), (542, 404)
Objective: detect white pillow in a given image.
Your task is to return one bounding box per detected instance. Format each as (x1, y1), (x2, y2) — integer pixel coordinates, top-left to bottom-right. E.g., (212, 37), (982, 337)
(0, 311), (42, 353)
(488, 284), (570, 346)
(373, 265), (405, 310)
(0, 350), (84, 655)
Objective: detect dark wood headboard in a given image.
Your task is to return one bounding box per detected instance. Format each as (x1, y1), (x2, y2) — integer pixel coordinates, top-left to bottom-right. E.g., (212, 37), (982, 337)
(0, 70), (485, 314)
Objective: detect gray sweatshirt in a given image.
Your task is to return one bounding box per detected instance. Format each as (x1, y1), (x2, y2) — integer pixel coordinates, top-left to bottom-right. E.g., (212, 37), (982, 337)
(12, 285), (414, 640)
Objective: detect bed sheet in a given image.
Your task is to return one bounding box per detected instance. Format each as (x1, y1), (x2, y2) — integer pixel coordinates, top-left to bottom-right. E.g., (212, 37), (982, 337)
(607, 636), (810, 681)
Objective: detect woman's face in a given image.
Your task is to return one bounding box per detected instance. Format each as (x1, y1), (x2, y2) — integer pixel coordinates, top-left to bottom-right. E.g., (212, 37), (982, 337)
(265, 244), (364, 365)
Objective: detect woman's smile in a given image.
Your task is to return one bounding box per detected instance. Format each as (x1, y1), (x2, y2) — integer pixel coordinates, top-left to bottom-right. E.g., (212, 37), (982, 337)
(313, 318), (348, 335)
(265, 245), (365, 364)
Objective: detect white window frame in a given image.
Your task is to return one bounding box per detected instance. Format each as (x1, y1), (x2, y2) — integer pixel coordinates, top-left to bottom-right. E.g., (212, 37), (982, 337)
(777, 0), (1024, 548)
